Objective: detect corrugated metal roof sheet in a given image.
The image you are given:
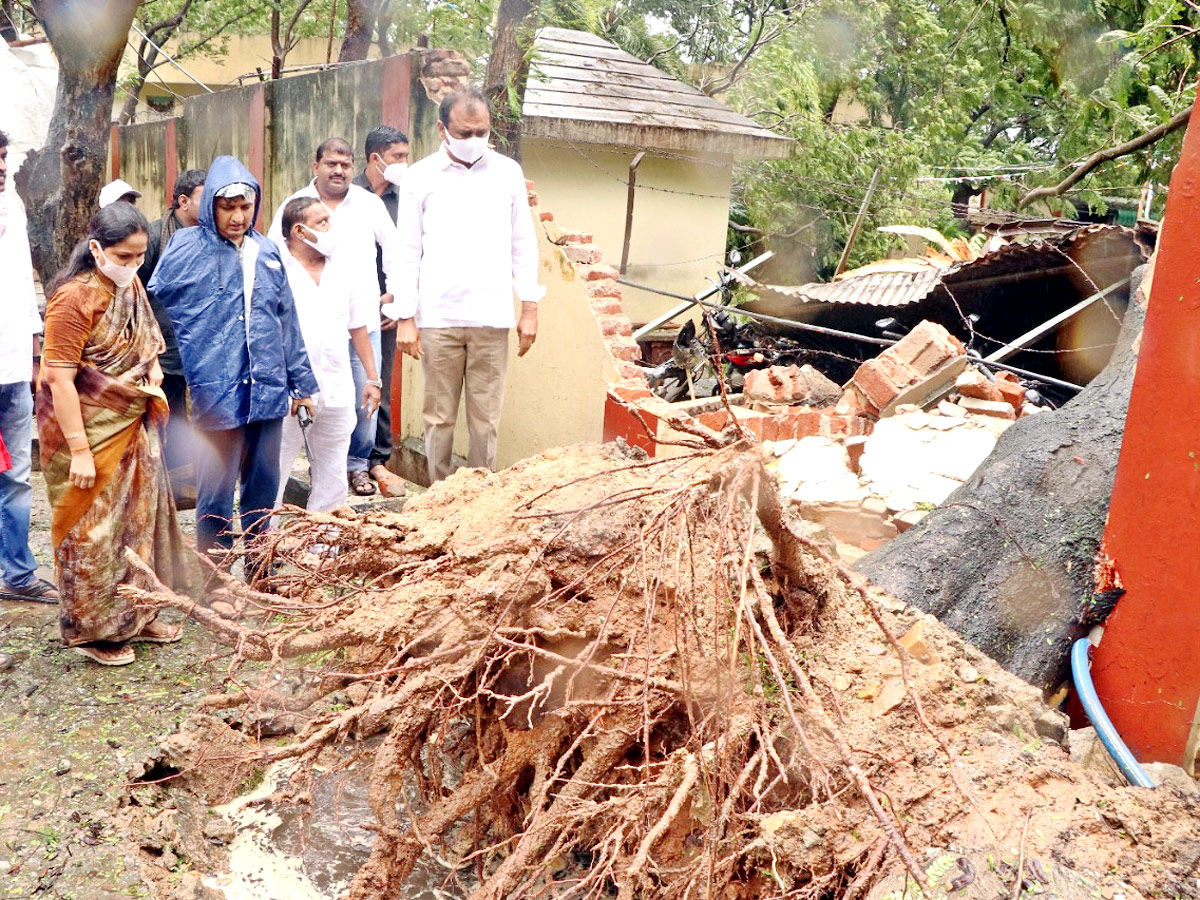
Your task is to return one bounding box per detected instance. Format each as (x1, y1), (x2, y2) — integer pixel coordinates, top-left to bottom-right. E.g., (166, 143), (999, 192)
(741, 225), (1144, 308)
(524, 28), (792, 159)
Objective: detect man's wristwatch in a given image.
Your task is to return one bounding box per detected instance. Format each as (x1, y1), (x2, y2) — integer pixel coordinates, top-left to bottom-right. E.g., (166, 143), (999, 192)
(366, 378), (383, 388)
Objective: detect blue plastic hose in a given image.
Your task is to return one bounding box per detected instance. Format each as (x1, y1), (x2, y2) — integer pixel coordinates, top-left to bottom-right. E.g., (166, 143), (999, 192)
(1070, 638), (1156, 789)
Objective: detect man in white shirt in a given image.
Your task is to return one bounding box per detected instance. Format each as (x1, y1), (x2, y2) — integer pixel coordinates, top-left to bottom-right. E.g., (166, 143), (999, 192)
(394, 87), (544, 483)
(275, 196), (382, 512)
(0, 130), (59, 603)
(268, 138), (398, 498)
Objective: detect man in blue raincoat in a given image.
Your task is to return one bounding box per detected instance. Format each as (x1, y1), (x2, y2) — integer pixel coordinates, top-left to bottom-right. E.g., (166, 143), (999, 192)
(150, 156), (318, 563)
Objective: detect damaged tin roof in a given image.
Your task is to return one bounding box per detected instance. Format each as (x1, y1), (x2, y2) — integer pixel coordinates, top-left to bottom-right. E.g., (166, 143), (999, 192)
(741, 225), (1150, 308)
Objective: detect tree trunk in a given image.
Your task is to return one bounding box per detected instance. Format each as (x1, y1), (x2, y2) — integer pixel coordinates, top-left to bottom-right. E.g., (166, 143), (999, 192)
(338, 0), (380, 62)
(857, 262), (1151, 697)
(118, 45), (159, 125)
(484, 0), (538, 161)
(17, 0), (139, 286)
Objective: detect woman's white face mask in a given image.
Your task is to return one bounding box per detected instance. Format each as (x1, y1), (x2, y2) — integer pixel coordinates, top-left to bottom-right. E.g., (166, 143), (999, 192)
(90, 240), (139, 289)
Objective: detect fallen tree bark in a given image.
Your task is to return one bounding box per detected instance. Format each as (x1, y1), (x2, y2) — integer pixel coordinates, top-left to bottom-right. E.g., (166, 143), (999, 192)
(859, 262), (1151, 695)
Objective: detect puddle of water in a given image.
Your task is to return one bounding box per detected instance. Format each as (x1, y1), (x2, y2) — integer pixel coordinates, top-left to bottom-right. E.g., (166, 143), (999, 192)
(204, 753), (470, 900)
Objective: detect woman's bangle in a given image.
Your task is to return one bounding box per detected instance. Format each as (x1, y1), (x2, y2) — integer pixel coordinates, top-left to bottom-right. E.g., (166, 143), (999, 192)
(62, 429), (86, 441)
(68, 445), (92, 454)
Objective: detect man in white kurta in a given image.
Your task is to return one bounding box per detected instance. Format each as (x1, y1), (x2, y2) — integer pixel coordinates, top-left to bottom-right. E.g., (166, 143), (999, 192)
(267, 137), (398, 497)
(393, 87), (544, 483)
(274, 196), (381, 512)
(0, 130), (59, 604)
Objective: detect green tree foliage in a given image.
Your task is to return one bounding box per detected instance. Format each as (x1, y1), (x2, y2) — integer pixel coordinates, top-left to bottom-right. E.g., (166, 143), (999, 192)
(729, 0), (1199, 276)
(121, 0), (1200, 275)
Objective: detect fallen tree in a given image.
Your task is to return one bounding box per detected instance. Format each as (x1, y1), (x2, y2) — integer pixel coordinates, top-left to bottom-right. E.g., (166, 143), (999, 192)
(125, 400), (1200, 900)
(859, 262), (1151, 695)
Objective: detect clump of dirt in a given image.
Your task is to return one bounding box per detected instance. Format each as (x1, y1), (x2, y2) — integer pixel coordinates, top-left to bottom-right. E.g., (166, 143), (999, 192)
(129, 439), (1200, 900)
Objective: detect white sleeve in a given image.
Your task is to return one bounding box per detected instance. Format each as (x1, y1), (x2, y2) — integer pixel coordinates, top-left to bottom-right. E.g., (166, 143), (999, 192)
(345, 261), (372, 331)
(371, 194), (400, 299)
(266, 199), (287, 252)
(391, 178), (423, 320)
(12, 198), (41, 333)
(511, 167), (544, 304)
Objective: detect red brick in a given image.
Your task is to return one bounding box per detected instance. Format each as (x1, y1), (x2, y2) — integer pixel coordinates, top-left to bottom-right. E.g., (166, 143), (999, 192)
(834, 389), (865, 417)
(697, 409), (733, 431)
(559, 231), (592, 244)
(610, 339), (643, 362)
(598, 316), (632, 337)
(995, 379), (1025, 410)
(742, 417), (766, 441)
(589, 297), (623, 314)
(527, 192), (539, 207)
(586, 279), (622, 299)
(525, 180), (535, 191)
(955, 369), (1004, 403)
(610, 385), (653, 403)
(615, 362), (646, 382)
(589, 299), (623, 316)
(781, 406), (821, 439)
(539, 211), (554, 222)
(850, 361), (897, 412)
(564, 245), (602, 265)
(585, 265), (620, 281)
(760, 417), (780, 442)
(890, 321), (965, 375)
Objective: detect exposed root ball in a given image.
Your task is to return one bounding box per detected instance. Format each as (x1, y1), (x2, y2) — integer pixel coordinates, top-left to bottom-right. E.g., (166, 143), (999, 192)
(136, 442), (1200, 900)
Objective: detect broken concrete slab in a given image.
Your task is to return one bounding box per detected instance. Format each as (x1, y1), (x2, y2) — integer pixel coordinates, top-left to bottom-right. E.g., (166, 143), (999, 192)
(745, 364), (842, 408)
(956, 396), (1018, 420)
(858, 409), (1004, 512)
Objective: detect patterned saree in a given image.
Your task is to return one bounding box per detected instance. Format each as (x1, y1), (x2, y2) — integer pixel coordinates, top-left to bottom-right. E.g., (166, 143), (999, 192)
(37, 277), (194, 646)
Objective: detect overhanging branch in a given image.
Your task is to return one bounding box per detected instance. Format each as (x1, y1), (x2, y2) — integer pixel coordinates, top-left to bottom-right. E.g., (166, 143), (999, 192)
(1018, 104), (1192, 208)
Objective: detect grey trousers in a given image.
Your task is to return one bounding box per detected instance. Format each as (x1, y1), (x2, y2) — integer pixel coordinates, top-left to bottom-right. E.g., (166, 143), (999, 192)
(420, 326), (509, 483)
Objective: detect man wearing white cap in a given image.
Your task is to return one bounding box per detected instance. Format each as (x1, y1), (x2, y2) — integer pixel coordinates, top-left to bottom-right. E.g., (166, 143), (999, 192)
(98, 179), (142, 209)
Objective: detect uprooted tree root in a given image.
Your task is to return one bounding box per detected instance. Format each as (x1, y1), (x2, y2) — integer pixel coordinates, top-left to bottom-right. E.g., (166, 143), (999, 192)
(123, 439), (1198, 900)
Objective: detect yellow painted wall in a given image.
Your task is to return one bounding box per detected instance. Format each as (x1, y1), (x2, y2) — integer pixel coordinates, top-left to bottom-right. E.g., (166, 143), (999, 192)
(395, 206), (614, 473)
(521, 137), (734, 326)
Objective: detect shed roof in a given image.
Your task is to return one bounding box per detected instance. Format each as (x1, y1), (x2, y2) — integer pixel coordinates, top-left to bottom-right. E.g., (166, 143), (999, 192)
(741, 226), (1147, 309)
(523, 27), (791, 160)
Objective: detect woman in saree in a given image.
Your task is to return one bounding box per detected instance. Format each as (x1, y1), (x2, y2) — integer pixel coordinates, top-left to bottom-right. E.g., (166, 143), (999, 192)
(38, 202), (192, 666)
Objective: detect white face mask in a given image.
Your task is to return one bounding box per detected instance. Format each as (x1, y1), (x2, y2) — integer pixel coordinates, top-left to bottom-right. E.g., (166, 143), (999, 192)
(444, 133), (489, 164)
(375, 159), (407, 186)
(299, 224), (339, 257)
(90, 240), (139, 289)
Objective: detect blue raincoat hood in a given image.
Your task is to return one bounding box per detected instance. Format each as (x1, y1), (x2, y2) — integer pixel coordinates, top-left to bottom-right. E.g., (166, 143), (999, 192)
(198, 156), (262, 238)
(148, 156), (317, 431)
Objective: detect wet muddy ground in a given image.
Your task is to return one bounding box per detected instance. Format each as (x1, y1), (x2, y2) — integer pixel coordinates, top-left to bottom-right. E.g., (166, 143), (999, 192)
(0, 469), (412, 899)
(0, 473), (222, 899)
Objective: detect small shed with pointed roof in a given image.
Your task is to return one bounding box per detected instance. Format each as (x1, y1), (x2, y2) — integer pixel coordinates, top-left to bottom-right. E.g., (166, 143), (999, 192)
(521, 27), (791, 323)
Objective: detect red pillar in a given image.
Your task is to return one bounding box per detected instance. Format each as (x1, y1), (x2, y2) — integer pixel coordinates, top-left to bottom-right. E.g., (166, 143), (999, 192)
(164, 119), (178, 211)
(1091, 78), (1200, 768)
(109, 124), (120, 180)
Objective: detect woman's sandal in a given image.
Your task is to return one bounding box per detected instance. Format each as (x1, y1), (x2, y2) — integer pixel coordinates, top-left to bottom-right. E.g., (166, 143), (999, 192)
(130, 620), (183, 644)
(72, 641), (136, 666)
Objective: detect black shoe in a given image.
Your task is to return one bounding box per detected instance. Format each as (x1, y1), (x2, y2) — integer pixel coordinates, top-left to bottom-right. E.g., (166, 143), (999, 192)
(0, 577), (60, 604)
